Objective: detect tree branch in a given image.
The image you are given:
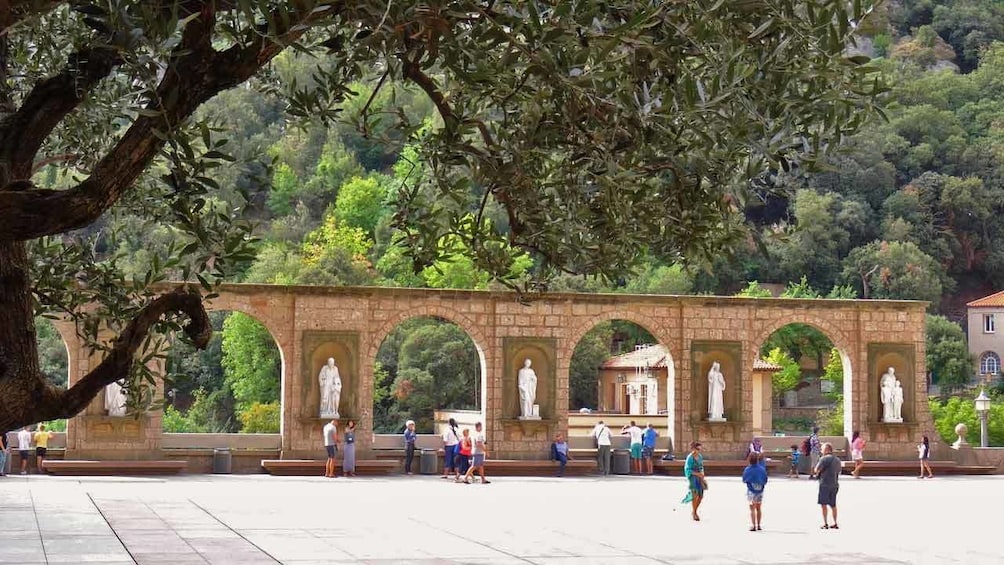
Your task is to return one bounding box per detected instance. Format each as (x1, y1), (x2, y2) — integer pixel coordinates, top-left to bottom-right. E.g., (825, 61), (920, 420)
(0, 1), (61, 36)
(0, 46), (121, 179)
(0, 2), (344, 241)
(32, 286), (211, 422)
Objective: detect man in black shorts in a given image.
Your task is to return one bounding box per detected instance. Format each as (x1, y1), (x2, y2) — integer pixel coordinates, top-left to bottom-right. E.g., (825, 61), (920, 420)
(814, 442), (841, 529)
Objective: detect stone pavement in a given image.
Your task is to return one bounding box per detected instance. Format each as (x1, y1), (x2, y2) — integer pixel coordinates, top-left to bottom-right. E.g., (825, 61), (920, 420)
(1, 472), (1002, 564)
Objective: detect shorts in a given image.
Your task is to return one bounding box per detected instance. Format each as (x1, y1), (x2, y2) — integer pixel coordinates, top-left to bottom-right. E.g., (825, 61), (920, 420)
(19, 450), (29, 460)
(630, 444), (643, 459)
(472, 454), (485, 467)
(817, 485), (839, 507)
(325, 445), (336, 458)
(747, 491), (764, 504)
(35, 447), (47, 457)
(851, 450), (862, 461)
(642, 446), (654, 458)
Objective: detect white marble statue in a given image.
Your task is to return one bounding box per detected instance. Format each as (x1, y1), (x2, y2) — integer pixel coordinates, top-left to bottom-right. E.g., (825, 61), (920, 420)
(707, 361), (726, 421)
(318, 357), (342, 419)
(880, 367), (897, 422)
(891, 379), (905, 422)
(104, 379), (128, 417)
(517, 358), (539, 420)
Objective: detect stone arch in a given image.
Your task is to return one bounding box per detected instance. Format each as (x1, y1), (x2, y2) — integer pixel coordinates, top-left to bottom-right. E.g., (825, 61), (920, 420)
(750, 310), (855, 438)
(367, 305), (490, 362)
(565, 309), (672, 355)
(749, 312), (853, 360)
(563, 308), (678, 445)
(177, 305), (287, 436)
(366, 304), (491, 431)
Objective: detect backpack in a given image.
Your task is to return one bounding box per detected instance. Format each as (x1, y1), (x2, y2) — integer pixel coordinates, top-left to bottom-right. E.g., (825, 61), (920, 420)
(800, 438), (811, 456)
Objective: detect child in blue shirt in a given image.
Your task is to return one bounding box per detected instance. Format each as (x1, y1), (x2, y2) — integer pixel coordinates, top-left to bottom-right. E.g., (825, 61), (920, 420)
(788, 444), (800, 478)
(742, 452), (768, 531)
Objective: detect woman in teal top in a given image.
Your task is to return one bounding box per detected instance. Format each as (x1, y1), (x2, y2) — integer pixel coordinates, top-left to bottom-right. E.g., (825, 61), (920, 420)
(682, 441), (706, 521)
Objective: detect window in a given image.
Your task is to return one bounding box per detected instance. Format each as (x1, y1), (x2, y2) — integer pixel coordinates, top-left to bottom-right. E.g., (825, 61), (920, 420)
(980, 352), (1001, 376)
(985, 314), (996, 333)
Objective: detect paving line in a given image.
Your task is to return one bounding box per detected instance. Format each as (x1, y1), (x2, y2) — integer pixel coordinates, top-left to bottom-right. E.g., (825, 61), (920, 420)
(85, 492), (138, 565)
(187, 497), (281, 563)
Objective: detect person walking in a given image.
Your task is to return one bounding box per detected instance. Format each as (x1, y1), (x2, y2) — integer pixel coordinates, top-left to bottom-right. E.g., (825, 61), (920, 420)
(455, 428), (472, 481)
(322, 418), (338, 478)
(814, 442), (841, 529)
(788, 444), (801, 478)
(403, 420), (417, 475)
(0, 429), (8, 476)
(441, 418), (461, 480)
(918, 435), (934, 479)
(682, 441), (706, 521)
(33, 424), (54, 472)
(463, 422), (490, 484)
(850, 430), (866, 478)
(550, 433), (570, 477)
(642, 423), (658, 475)
(342, 420), (357, 477)
(742, 453), (768, 531)
(17, 426), (31, 475)
(592, 420), (612, 476)
(808, 427), (821, 479)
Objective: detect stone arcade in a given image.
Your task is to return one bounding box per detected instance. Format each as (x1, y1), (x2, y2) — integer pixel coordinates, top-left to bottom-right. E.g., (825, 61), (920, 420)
(52, 285), (930, 465)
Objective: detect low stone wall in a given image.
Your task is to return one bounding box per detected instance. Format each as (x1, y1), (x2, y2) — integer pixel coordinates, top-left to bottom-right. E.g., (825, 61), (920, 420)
(161, 433), (280, 450)
(163, 448), (280, 474)
(970, 448), (1004, 472)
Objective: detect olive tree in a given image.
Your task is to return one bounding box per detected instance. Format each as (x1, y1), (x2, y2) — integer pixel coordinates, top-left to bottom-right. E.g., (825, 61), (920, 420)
(0, 0), (887, 430)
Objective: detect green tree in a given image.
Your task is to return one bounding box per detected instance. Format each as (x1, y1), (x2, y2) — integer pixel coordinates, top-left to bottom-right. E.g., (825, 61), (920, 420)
(334, 176), (389, 235)
(820, 348), (844, 401)
(35, 317), (69, 387)
(237, 402), (281, 433)
(621, 264), (693, 295)
(926, 315), (972, 385)
(841, 241), (948, 305)
(930, 395), (1004, 446)
(764, 348), (801, 399)
(569, 323), (615, 410)
(735, 281), (773, 298)
(221, 312), (281, 412)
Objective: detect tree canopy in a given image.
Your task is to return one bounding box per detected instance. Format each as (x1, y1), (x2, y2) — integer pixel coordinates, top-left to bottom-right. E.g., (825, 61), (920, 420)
(0, 0), (890, 428)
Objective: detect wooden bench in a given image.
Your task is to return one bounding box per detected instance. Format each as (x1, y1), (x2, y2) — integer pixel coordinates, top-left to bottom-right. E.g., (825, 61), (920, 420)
(479, 459), (596, 476)
(839, 460), (996, 476)
(41, 460), (186, 476)
(261, 459), (398, 476)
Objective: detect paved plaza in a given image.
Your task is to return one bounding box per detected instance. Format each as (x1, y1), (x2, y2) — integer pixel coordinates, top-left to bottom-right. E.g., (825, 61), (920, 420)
(0, 472), (1001, 564)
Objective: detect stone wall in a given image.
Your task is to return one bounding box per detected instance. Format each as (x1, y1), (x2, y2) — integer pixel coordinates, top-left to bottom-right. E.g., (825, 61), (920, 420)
(62, 285), (932, 463)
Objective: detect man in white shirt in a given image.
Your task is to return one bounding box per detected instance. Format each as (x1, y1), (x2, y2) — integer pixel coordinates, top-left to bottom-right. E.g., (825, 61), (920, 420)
(591, 421), (612, 476)
(622, 421), (644, 474)
(322, 419), (338, 478)
(17, 427), (32, 475)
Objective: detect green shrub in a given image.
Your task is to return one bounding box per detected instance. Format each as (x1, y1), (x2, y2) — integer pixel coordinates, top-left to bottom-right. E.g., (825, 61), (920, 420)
(238, 402), (281, 433)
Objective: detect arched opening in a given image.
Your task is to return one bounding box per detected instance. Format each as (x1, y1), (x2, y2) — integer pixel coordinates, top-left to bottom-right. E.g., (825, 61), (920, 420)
(568, 320), (674, 444)
(373, 316), (485, 434)
(163, 310), (283, 434)
(35, 316), (70, 432)
(757, 323), (852, 438)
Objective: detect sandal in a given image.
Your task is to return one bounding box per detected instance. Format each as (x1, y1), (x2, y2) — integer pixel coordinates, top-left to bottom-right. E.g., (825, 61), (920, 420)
(756, 526), (762, 531)
(749, 526), (756, 532)
(831, 524), (839, 530)
(820, 524), (829, 530)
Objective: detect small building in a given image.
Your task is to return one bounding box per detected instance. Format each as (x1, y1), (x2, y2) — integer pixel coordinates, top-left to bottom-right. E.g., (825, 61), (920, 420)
(966, 291), (1004, 380)
(597, 344), (670, 415)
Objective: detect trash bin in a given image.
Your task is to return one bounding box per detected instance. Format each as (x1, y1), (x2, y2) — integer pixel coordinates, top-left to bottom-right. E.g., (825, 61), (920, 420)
(612, 449), (630, 475)
(420, 449), (438, 475)
(212, 448), (232, 474)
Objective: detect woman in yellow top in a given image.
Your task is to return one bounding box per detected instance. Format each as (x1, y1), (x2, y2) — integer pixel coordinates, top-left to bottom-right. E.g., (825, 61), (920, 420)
(33, 424), (54, 472)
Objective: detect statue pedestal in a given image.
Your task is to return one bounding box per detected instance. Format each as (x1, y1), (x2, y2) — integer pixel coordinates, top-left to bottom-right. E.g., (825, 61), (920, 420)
(883, 417), (904, 424)
(517, 415), (541, 421)
(708, 417), (727, 423)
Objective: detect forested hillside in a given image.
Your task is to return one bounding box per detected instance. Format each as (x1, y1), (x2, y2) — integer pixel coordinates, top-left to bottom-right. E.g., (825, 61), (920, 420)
(31, 0), (1004, 432)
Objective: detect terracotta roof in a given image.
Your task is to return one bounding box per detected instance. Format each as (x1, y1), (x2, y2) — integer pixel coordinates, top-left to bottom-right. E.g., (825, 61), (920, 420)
(600, 344), (669, 369)
(754, 358), (782, 372)
(967, 291), (1004, 308)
